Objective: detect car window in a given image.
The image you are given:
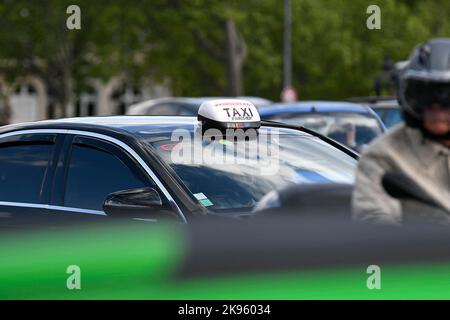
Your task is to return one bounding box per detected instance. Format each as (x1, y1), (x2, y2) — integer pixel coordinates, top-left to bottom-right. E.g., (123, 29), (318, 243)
(383, 109), (404, 128)
(265, 112), (383, 151)
(0, 141), (54, 204)
(146, 103), (181, 116)
(372, 108), (385, 119)
(177, 105), (197, 116)
(64, 141), (148, 210)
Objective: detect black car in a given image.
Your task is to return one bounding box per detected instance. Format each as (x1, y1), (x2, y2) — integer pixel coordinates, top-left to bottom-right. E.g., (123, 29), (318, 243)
(0, 102), (357, 226)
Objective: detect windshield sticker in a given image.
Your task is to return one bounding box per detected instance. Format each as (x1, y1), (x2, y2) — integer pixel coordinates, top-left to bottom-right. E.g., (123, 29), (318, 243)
(199, 198), (214, 207)
(194, 193), (213, 207)
(194, 192), (207, 200)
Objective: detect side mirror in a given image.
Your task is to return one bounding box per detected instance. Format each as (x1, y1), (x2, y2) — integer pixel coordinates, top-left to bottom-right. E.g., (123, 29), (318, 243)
(381, 172), (438, 208)
(103, 187), (173, 221)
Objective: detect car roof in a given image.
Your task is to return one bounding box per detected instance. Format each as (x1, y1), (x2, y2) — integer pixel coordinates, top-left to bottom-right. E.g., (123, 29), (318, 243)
(0, 116), (314, 138)
(259, 101), (372, 115)
(131, 97), (207, 108)
(127, 96), (272, 114)
(366, 100), (400, 109)
(346, 96), (400, 109)
(126, 98), (205, 114)
(346, 96), (396, 103)
(0, 116), (198, 135)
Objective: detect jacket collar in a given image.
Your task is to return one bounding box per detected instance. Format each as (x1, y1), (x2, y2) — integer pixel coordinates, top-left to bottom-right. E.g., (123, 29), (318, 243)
(406, 127), (450, 167)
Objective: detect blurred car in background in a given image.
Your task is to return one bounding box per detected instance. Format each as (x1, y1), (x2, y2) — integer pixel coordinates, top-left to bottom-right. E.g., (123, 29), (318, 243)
(126, 96), (272, 116)
(259, 101), (387, 152)
(347, 96), (404, 129)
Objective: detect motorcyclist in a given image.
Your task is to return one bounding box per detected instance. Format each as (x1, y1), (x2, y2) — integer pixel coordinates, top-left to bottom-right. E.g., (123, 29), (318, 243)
(352, 38), (450, 224)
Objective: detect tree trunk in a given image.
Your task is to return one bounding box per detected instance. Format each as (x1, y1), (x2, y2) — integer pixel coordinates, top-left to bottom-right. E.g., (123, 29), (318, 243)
(0, 86), (11, 125)
(45, 64), (73, 119)
(63, 68), (75, 118)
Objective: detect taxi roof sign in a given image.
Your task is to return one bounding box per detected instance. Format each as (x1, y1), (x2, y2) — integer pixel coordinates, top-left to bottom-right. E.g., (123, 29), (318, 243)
(197, 99), (261, 129)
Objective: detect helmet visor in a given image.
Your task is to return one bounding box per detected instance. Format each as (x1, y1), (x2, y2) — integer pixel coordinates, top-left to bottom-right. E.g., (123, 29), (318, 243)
(404, 79), (450, 115)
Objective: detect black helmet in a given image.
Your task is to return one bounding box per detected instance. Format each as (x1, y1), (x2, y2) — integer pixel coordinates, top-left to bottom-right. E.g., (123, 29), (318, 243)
(399, 38), (450, 136)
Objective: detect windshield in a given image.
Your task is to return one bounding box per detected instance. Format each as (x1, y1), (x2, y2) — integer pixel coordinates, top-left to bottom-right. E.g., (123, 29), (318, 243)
(266, 112), (383, 151)
(141, 126), (356, 213)
(374, 108), (404, 129)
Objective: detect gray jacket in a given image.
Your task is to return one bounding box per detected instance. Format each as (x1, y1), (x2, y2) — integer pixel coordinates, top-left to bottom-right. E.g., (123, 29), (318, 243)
(352, 125), (450, 224)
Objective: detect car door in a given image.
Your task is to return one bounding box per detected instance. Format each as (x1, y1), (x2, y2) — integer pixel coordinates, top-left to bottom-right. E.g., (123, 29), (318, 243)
(53, 134), (178, 221)
(0, 132), (64, 229)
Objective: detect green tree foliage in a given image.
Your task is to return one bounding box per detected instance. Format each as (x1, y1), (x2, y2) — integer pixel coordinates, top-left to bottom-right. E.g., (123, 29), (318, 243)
(0, 0), (449, 112)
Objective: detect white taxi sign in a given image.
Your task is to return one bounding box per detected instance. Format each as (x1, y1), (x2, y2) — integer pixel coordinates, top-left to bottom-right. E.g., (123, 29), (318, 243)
(197, 99), (261, 129)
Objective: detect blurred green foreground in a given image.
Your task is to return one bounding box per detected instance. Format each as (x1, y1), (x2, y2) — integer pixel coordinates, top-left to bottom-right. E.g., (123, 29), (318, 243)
(1, 221), (450, 300)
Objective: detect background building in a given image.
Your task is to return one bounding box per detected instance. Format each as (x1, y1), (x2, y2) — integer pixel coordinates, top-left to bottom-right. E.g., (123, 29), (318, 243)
(0, 75), (170, 124)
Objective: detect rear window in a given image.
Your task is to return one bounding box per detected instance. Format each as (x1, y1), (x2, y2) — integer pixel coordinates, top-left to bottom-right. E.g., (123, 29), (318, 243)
(265, 112), (383, 151)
